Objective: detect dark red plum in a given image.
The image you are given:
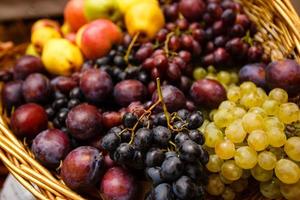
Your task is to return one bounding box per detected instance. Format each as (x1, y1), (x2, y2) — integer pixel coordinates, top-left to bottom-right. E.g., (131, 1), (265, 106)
(61, 146), (104, 191)
(22, 73), (52, 104)
(50, 76), (77, 94)
(87, 136), (104, 151)
(239, 63), (267, 88)
(102, 111), (122, 129)
(66, 103), (103, 140)
(100, 167), (137, 200)
(190, 79), (226, 108)
(104, 154), (116, 168)
(13, 55), (44, 80)
(11, 103), (48, 138)
(32, 129), (70, 168)
(80, 69), (113, 103)
(152, 85), (186, 112)
(2, 81), (24, 111)
(266, 59), (300, 95)
(179, 0), (206, 21)
(114, 80), (147, 107)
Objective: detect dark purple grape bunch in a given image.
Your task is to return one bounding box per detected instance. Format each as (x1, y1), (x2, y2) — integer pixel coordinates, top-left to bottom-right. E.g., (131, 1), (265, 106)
(101, 107), (208, 200)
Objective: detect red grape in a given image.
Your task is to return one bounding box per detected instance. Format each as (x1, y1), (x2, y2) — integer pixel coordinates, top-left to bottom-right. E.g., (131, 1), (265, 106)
(13, 55), (44, 80)
(239, 63), (267, 88)
(51, 76), (77, 94)
(102, 111), (122, 129)
(179, 0), (206, 21)
(2, 81), (24, 111)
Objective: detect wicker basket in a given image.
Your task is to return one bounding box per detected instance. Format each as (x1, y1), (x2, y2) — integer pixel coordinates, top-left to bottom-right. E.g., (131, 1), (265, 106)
(0, 0), (300, 199)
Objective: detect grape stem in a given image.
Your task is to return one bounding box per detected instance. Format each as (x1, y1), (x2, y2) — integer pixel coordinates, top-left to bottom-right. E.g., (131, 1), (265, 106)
(124, 32), (140, 63)
(164, 32), (175, 57)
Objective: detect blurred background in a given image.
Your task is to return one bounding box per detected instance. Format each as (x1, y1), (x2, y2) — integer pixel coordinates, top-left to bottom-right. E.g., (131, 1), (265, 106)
(0, 0), (299, 44)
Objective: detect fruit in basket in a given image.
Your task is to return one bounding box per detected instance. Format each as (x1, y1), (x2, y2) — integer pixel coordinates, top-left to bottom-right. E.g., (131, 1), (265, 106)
(42, 39), (83, 76)
(152, 85), (186, 112)
(13, 55), (44, 80)
(114, 80), (147, 107)
(80, 69), (113, 103)
(179, 0), (206, 21)
(64, 0), (87, 31)
(25, 44), (39, 57)
(190, 78), (226, 108)
(100, 167), (137, 200)
(66, 103), (103, 140)
(31, 19), (60, 33)
(77, 19), (122, 59)
(31, 27), (61, 51)
(117, 0), (158, 14)
(32, 129), (70, 168)
(239, 63), (266, 88)
(22, 73), (52, 104)
(266, 59), (300, 95)
(61, 146), (104, 190)
(11, 103), (48, 138)
(2, 81), (24, 112)
(125, 2), (165, 40)
(83, 0), (122, 22)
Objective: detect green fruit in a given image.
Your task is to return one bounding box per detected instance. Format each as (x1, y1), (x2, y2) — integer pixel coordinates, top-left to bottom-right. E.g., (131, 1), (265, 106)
(83, 0), (121, 22)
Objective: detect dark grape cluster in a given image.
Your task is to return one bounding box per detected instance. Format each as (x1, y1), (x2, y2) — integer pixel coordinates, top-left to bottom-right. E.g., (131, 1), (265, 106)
(102, 108), (208, 200)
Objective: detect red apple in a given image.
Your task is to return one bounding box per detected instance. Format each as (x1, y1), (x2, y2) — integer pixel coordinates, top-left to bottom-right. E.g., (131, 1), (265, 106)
(64, 0), (88, 32)
(77, 19), (122, 59)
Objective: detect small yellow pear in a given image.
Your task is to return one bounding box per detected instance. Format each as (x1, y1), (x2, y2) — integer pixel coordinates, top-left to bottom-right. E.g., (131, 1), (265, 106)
(31, 27), (61, 51)
(42, 39), (83, 76)
(117, 0), (158, 14)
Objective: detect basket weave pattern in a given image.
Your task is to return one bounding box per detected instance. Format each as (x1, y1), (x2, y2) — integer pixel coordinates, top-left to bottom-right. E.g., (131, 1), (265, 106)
(0, 0), (300, 200)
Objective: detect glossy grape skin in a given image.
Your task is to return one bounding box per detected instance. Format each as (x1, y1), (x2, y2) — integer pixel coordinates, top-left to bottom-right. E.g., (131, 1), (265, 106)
(215, 139), (235, 160)
(66, 103), (103, 140)
(239, 63), (267, 88)
(258, 151), (277, 170)
(275, 159), (300, 184)
(280, 180), (300, 200)
(179, 0), (206, 21)
(102, 112), (122, 129)
(114, 80), (146, 107)
(266, 59), (300, 95)
(32, 129), (70, 168)
(100, 167), (137, 200)
(13, 55), (44, 80)
(251, 165), (273, 182)
(172, 176), (198, 199)
(221, 160), (243, 181)
(152, 85), (186, 112)
(2, 81), (24, 111)
(206, 154), (223, 173)
(284, 137), (300, 161)
(80, 69), (113, 103)
(50, 76), (77, 95)
(61, 146), (104, 190)
(22, 73), (52, 104)
(234, 146), (258, 169)
(190, 79), (226, 108)
(11, 103), (48, 138)
(206, 174), (225, 196)
(260, 179), (282, 199)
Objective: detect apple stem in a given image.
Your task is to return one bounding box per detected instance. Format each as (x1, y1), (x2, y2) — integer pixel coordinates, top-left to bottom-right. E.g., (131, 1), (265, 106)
(124, 32), (140, 64)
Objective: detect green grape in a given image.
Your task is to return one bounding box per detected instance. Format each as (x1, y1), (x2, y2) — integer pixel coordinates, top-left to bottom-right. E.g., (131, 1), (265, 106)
(240, 82), (257, 95)
(278, 103), (299, 124)
(232, 107), (246, 119)
(230, 179), (248, 193)
(214, 108), (235, 128)
(221, 160), (243, 181)
(242, 112), (264, 133)
(267, 128), (287, 147)
(234, 146), (258, 169)
(247, 130), (269, 151)
(248, 107), (267, 118)
(284, 137), (300, 161)
(225, 119), (247, 143)
(258, 151), (277, 170)
(230, 72), (239, 84)
(209, 109), (217, 121)
(240, 91), (264, 109)
(275, 159), (300, 184)
(206, 154), (224, 173)
(215, 139), (236, 160)
(207, 65), (217, 73)
(280, 180), (300, 200)
(269, 88), (288, 104)
(256, 88), (268, 103)
(251, 164), (273, 182)
(219, 173), (233, 184)
(227, 86), (241, 103)
(222, 187), (236, 200)
(193, 67), (207, 80)
(217, 71), (231, 85)
(260, 178), (282, 199)
(219, 100), (236, 110)
(264, 117), (285, 131)
(262, 99), (280, 116)
(204, 122), (224, 148)
(206, 174), (225, 196)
